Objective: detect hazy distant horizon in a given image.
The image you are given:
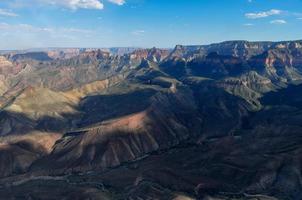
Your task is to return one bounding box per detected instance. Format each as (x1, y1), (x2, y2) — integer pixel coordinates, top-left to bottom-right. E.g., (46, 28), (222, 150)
(1, 38), (302, 51)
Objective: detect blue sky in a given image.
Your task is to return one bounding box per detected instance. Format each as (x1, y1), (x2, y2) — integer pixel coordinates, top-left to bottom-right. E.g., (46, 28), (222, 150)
(0, 0), (301, 49)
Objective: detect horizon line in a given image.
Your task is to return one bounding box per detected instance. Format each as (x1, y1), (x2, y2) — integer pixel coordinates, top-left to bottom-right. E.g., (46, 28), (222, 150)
(0, 39), (301, 52)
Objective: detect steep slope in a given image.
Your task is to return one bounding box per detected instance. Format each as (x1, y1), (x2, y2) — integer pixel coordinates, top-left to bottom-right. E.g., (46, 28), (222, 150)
(0, 56), (16, 93)
(0, 132), (60, 177)
(30, 81), (202, 174)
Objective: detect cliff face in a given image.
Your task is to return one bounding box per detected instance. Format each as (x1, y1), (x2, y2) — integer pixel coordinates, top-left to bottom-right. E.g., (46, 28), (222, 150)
(0, 56), (20, 75)
(167, 40), (302, 61)
(161, 40), (302, 82)
(130, 48), (170, 62)
(204, 40), (274, 58)
(0, 40), (302, 199)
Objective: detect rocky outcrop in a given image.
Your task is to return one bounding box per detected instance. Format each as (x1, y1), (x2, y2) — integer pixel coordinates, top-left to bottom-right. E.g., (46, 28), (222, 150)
(0, 132), (60, 177)
(130, 47), (170, 62)
(0, 56), (22, 75)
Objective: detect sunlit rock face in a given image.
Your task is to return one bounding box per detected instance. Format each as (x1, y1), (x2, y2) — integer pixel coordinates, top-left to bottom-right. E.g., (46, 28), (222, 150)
(0, 40), (302, 199)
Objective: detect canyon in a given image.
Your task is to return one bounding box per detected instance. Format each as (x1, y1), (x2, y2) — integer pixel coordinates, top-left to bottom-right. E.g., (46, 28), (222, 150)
(0, 40), (302, 199)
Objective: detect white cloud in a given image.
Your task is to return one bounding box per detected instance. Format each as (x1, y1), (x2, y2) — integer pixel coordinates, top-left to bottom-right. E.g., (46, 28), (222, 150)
(132, 30), (145, 35)
(270, 19), (287, 24)
(61, 27), (93, 33)
(243, 23), (254, 26)
(0, 22), (98, 49)
(293, 12), (302, 18)
(0, 23), (45, 32)
(0, 8), (18, 17)
(0, 23), (93, 34)
(107, 0), (125, 5)
(39, 0), (104, 10)
(0, 20), (127, 49)
(245, 9), (282, 19)
(7, 0), (126, 10)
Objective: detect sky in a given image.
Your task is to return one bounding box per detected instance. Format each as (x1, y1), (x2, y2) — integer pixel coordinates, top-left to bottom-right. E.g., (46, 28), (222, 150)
(0, 0), (301, 49)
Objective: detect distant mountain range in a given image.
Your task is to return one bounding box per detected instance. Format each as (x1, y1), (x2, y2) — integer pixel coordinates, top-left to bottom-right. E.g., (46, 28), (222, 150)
(0, 47), (145, 58)
(0, 40), (302, 199)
